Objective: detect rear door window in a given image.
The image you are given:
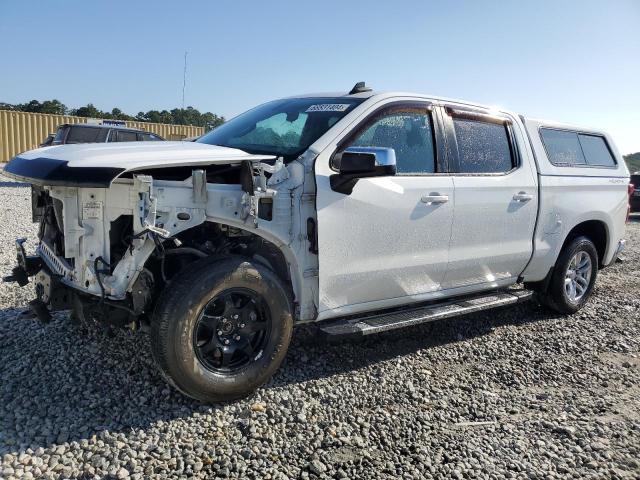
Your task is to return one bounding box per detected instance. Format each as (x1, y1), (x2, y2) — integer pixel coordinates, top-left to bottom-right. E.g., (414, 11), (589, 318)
(65, 126), (108, 144)
(138, 133), (163, 141)
(452, 117), (514, 173)
(113, 130), (138, 142)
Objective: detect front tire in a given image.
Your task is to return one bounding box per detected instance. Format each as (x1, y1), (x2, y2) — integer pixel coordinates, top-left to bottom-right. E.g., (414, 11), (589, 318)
(540, 236), (598, 314)
(150, 257), (293, 402)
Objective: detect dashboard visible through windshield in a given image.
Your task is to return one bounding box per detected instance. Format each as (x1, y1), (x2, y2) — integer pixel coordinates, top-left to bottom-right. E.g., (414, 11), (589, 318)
(197, 97), (364, 160)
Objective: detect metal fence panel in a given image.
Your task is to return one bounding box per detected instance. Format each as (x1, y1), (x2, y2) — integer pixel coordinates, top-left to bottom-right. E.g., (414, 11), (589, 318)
(0, 110), (205, 163)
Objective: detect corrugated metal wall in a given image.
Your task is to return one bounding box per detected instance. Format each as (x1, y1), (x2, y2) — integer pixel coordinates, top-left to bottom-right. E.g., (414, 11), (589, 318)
(0, 110), (205, 163)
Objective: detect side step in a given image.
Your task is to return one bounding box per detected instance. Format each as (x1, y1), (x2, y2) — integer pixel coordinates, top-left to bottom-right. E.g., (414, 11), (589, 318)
(319, 290), (534, 338)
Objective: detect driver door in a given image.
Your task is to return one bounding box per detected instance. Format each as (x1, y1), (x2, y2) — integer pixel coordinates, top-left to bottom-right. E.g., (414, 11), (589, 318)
(314, 102), (454, 320)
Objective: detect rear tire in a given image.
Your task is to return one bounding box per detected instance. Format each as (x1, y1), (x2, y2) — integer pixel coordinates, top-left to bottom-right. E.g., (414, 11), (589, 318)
(540, 236), (598, 314)
(150, 257), (293, 402)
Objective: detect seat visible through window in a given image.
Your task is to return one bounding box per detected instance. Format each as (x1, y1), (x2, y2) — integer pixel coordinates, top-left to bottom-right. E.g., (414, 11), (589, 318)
(349, 108), (435, 174)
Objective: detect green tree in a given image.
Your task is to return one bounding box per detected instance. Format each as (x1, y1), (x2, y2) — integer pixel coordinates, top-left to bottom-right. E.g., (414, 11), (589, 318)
(2, 99), (225, 130)
(70, 103), (104, 118)
(39, 99), (68, 115)
(15, 99), (67, 115)
(168, 106), (224, 131)
(624, 153), (640, 173)
(110, 108), (134, 121)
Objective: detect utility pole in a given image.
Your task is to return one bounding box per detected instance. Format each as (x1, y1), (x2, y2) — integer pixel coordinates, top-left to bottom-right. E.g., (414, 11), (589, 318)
(182, 51), (188, 110)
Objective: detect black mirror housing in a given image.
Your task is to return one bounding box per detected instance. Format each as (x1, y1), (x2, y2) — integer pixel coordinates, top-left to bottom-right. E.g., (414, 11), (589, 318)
(330, 147), (397, 194)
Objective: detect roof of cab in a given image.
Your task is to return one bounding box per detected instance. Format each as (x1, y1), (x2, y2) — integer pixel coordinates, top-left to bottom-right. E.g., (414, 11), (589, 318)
(282, 90), (513, 115)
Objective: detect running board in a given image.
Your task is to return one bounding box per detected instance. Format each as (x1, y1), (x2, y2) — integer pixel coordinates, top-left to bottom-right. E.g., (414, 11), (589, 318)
(319, 290), (534, 338)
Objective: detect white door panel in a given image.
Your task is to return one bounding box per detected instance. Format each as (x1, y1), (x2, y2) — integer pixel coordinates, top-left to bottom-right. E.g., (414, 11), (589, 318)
(443, 173), (537, 289)
(317, 174), (454, 315)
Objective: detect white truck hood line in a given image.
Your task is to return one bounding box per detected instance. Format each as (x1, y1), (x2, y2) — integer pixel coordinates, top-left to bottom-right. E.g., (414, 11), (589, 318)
(18, 141), (276, 170)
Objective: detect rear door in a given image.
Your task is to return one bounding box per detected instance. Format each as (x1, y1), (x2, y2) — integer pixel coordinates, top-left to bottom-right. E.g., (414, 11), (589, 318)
(441, 105), (538, 290)
(315, 100), (455, 319)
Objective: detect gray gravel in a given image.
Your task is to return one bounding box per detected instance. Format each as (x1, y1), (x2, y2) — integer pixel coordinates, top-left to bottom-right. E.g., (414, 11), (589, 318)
(1, 176), (639, 479)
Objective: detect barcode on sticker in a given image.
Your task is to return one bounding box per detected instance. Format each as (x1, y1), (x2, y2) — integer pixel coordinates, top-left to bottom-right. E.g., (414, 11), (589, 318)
(305, 104), (351, 113)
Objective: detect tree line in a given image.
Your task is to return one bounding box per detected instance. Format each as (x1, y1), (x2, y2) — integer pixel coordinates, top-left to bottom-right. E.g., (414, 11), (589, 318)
(0, 99), (225, 132)
(625, 153), (640, 173)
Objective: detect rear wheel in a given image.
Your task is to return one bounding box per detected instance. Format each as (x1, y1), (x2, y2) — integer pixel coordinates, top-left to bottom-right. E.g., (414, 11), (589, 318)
(539, 236), (598, 314)
(151, 257), (293, 402)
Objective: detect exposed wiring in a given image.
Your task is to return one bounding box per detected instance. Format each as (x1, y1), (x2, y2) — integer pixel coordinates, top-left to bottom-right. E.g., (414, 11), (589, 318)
(151, 233), (169, 283)
(94, 256), (109, 306)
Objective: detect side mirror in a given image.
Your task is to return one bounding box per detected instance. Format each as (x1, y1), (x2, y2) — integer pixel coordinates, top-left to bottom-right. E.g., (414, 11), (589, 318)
(330, 147), (397, 194)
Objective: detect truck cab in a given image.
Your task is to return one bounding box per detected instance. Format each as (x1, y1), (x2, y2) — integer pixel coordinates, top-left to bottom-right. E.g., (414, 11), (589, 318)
(2, 83), (630, 402)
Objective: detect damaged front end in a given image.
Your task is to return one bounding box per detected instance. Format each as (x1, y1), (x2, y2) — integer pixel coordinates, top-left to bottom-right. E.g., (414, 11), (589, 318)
(3, 152), (313, 329)
(3, 238), (52, 322)
(3, 176), (181, 328)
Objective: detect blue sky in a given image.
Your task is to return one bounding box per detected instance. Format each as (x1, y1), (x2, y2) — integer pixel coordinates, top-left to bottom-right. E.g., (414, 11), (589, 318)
(1, 0), (639, 153)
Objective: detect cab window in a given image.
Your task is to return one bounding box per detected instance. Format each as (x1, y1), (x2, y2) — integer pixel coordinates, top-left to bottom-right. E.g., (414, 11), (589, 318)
(346, 106), (436, 174)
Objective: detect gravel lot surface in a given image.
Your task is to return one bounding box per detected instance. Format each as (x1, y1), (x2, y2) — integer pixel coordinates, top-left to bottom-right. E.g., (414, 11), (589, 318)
(1, 177), (639, 479)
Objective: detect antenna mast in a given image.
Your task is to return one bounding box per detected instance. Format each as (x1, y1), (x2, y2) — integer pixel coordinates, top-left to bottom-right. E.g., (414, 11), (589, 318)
(182, 51), (188, 110)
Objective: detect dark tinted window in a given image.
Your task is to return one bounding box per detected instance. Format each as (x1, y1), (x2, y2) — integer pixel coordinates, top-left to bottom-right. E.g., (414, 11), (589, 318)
(53, 127), (66, 144)
(139, 133), (162, 141)
(453, 118), (513, 173)
(65, 126), (108, 144)
(114, 130), (138, 142)
(540, 129), (586, 165)
(349, 108), (435, 174)
(541, 129), (616, 167)
(578, 134), (616, 166)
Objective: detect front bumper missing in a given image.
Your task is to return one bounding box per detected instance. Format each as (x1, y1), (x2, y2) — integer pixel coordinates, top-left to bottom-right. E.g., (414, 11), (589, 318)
(2, 239), (66, 322)
(2, 238), (42, 286)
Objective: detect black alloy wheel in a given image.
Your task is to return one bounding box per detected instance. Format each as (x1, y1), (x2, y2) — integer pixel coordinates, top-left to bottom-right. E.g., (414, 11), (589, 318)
(193, 289), (271, 372)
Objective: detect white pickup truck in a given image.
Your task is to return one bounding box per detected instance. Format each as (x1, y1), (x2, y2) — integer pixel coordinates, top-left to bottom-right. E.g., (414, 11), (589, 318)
(3, 83), (631, 402)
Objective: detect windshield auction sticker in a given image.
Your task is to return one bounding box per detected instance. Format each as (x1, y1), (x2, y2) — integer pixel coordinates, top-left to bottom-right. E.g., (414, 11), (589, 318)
(305, 104), (351, 113)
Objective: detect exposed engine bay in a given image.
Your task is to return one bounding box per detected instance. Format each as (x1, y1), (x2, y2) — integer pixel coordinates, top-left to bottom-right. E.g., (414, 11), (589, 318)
(11, 158), (318, 329)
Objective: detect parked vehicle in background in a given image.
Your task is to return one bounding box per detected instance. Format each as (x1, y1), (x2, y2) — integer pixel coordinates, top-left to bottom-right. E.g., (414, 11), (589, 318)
(2, 82), (630, 402)
(51, 124), (164, 145)
(39, 133), (55, 147)
(631, 173), (640, 213)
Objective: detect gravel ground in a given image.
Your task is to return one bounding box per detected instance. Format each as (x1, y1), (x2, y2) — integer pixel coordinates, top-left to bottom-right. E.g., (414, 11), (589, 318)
(1, 177), (639, 480)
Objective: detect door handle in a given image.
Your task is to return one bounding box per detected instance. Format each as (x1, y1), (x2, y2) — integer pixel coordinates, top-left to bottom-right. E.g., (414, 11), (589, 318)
(512, 192), (533, 202)
(421, 194), (449, 204)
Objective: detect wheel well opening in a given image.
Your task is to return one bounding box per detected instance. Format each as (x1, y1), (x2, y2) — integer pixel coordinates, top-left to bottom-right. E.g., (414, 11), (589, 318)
(166, 222), (292, 289)
(564, 220), (608, 266)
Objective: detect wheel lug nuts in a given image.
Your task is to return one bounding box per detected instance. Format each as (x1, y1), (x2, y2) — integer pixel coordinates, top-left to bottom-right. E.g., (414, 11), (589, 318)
(234, 335), (241, 341)
(233, 314), (239, 319)
(217, 330), (223, 336)
(240, 323), (245, 328)
(224, 339), (230, 345)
